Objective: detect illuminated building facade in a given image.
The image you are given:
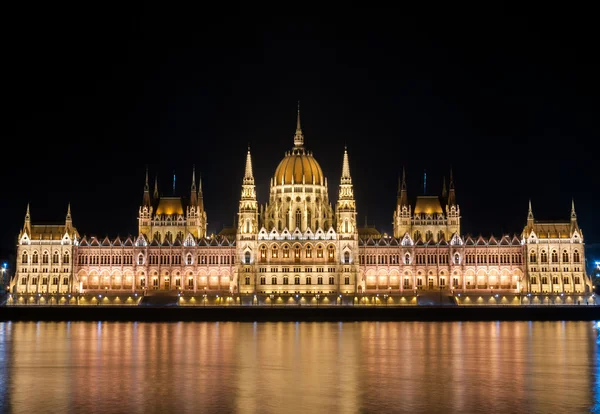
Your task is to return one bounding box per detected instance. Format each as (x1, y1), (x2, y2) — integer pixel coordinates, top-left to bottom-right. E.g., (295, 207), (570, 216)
(9, 108), (592, 304)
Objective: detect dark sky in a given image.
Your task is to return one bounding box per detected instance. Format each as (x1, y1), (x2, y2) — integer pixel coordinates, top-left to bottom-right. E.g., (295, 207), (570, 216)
(2, 7), (599, 264)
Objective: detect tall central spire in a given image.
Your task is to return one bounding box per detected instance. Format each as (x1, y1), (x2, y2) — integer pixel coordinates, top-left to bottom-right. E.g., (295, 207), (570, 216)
(244, 145), (254, 182)
(294, 101), (304, 147)
(341, 146), (351, 183)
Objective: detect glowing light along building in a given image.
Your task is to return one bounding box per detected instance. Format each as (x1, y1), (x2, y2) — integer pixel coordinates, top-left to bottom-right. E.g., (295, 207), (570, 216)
(10, 108), (592, 305)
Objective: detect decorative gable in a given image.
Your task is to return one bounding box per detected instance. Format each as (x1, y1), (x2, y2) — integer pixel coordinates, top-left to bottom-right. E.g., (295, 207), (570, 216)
(292, 228), (303, 239)
(258, 228), (269, 240)
(314, 228), (325, 240)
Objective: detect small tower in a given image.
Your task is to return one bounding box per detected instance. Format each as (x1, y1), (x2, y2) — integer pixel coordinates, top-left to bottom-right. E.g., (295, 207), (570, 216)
(139, 168), (154, 236)
(23, 203), (31, 237)
(393, 167), (411, 238)
(65, 203), (73, 234)
(570, 198), (580, 235)
(445, 168), (460, 237)
(238, 146), (258, 235)
(336, 146), (357, 237)
(186, 166), (207, 238)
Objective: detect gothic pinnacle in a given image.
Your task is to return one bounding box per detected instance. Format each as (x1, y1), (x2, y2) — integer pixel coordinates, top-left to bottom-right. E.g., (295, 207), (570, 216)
(294, 101), (304, 147)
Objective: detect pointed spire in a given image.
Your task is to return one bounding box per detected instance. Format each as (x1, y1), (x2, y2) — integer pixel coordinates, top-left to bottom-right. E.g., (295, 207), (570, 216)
(447, 167), (456, 206)
(341, 147), (351, 181)
(143, 167), (151, 206)
(191, 165), (196, 191)
(441, 176), (447, 198)
(197, 174), (204, 211)
(153, 175), (159, 200)
(65, 203), (72, 232)
(190, 166), (198, 207)
(398, 167), (408, 207)
(24, 203), (31, 235)
(293, 101), (304, 147)
(527, 199), (534, 221)
(244, 145), (254, 180)
(571, 198), (577, 219)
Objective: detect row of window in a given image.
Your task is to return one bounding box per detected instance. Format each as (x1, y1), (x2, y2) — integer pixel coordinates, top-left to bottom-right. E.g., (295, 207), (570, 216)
(78, 254), (236, 266)
(259, 245), (337, 260)
(21, 252), (70, 264)
(530, 276), (582, 285)
(249, 276), (349, 285)
(529, 250), (580, 263)
(20, 277), (69, 285)
(360, 253), (524, 265)
(530, 267), (582, 272)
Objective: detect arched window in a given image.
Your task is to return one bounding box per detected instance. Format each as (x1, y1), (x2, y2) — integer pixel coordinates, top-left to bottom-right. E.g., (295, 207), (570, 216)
(154, 232), (161, 242)
(438, 231), (445, 241)
(562, 250), (569, 262)
(328, 245), (335, 260)
(52, 251), (59, 264)
(454, 253), (460, 264)
(404, 253), (410, 265)
(21, 252), (28, 264)
(271, 245), (278, 258)
(315, 220), (319, 230)
(283, 245), (289, 258)
(306, 245), (312, 258)
(245, 219), (251, 233)
(42, 252), (49, 264)
(317, 246), (323, 258)
(138, 254), (144, 265)
(540, 251), (548, 263)
(574, 250), (580, 263)
(186, 254), (192, 265)
(165, 232), (173, 243)
(414, 230), (421, 241)
(294, 245), (301, 259)
(296, 209), (302, 230)
(425, 231), (433, 242)
(260, 245), (267, 261)
(244, 251), (251, 264)
(529, 251), (537, 263)
(307, 210), (312, 229)
(551, 250), (558, 263)
(344, 251), (350, 264)
(344, 219), (349, 233)
(63, 253), (69, 264)
(32, 252), (39, 264)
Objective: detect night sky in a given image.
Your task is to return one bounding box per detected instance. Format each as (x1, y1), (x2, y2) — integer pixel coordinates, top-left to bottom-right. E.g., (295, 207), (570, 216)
(2, 7), (599, 266)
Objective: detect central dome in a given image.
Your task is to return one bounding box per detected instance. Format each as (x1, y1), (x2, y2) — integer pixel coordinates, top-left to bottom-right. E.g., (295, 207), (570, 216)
(273, 103), (325, 186)
(274, 148), (324, 186)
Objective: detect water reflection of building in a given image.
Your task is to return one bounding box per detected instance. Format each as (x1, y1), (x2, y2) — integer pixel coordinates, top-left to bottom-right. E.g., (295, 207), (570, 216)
(9, 106), (593, 302)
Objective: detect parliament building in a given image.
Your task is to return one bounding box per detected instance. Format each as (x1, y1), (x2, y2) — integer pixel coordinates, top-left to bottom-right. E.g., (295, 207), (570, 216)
(8, 108), (592, 305)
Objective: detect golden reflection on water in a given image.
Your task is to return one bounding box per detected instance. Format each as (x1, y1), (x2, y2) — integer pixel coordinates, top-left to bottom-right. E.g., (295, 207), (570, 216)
(0, 321), (597, 413)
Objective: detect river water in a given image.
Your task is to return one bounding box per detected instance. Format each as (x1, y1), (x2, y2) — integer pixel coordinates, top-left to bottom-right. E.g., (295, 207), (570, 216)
(0, 321), (599, 413)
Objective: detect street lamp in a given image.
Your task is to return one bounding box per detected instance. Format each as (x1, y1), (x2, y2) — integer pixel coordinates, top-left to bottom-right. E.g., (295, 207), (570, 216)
(316, 293), (320, 307)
